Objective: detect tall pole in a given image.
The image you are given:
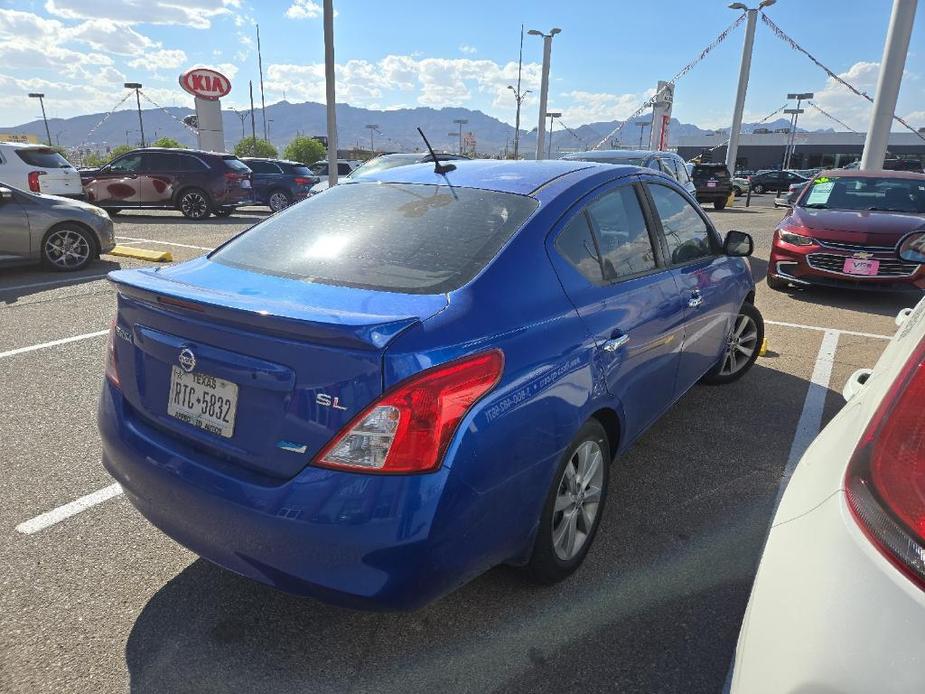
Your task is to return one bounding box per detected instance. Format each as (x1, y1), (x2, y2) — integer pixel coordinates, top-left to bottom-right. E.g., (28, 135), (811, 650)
(249, 81), (257, 143)
(725, 7), (758, 173)
(125, 83), (145, 147)
(513, 24), (524, 158)
(547, 112), (561, 159)
(366, 124), (378, 152)
(256, 24), (268, 141)
(861, 0), (918, 170)
(453, 118), (468, 155)
(29, 93), (52, 146)
(323, 0), (338, 186)
(530, 28), (561, 160)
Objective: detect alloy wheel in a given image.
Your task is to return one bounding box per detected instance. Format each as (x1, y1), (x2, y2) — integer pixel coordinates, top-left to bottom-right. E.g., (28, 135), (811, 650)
(44, 228), (90, 269)
(552, 439), (604, 561)
(181, 191), (208, 219)
(269, 191), (289, 212)
(719, 312), (759, 377)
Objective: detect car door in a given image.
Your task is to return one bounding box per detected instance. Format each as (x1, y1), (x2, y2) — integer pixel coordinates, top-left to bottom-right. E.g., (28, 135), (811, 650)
(547, 179), (687, 444)
(88, 153), (144, 206)
(142, 152), (180, 206)
(643, 181), (740, 394)
(0, 188), (31, 263)
(248, 160), (281, 202)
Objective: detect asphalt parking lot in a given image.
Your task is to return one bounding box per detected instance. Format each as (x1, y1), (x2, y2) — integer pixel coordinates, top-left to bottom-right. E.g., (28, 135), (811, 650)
(0, 195), (917, 693)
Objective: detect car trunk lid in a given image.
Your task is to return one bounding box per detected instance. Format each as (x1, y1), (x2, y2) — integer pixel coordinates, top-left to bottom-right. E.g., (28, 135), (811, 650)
(109, 258), (447, 479)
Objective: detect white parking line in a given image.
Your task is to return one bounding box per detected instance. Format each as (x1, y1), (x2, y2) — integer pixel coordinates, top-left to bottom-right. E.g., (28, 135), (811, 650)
(15, 482), (123, 535)
(0, 274), (110, 294)
(0, 330), (108, 359)
(766, 319), (891, 340)
(116, 236), (214, 251)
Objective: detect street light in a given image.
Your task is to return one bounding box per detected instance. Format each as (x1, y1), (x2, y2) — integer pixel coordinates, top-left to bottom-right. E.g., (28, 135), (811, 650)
(528, 27), (561, 160)
(366, 124), (379, 152)
(124, 82), (145, 147)
(28, 93), (52, 146)
(546, 112), (561, 158)
(725, 0), (776, 173)
(784, 92), (813, 169)
(507, 85), (531, 160)
(453, 118), (468, 155)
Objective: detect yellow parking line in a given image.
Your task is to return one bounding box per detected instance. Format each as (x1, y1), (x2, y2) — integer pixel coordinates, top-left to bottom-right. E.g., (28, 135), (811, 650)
(107, 245), (173, 262)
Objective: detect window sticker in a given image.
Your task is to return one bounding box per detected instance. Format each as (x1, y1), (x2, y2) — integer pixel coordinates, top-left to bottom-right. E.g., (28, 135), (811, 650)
(805, 181), (834, 205)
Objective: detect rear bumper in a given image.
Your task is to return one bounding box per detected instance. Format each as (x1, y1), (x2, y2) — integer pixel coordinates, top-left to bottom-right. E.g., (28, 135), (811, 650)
(695, 190), (731, 202)
(98, 381), (481, 610)
(731, 491), (925, 693)
(769, 240), (925, 291)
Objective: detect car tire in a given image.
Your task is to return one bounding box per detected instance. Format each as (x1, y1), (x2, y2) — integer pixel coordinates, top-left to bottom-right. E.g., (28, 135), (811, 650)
(268, 189), (292, 213)
(41, 224), (95, 272)
(733, 186), (742, 197)
(525, 419), (610, 585)
(178, 188), (212, 220)
(714, 197), (727, 210)
(213, 207), (234, 217)
(753, 183), (765, 194)
(766, 274), (790, 291)
(702, 302), (765, 385)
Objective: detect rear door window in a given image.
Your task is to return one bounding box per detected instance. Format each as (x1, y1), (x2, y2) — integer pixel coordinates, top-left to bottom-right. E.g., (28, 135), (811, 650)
(586, 186), (657, 280)
(212, 182), (538, 294)
(555, 212), (604, 283)
(144, 152), (179, 172)
(337, 163), (352, 175)
(247, 160), (280, 174)
(177, 154), (208, 172)
(109, 154), (143, 173)
(647, 183), (716, 264)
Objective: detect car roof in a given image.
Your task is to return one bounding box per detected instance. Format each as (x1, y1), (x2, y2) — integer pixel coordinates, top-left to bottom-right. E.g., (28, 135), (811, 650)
(818, 168), (925, 180)
(562, 149), (664, 160)
(241, 157), (304, 165)
(357, 159), (609, 196)
(0, 142), (55, 150)
(129, 147), (231, 156)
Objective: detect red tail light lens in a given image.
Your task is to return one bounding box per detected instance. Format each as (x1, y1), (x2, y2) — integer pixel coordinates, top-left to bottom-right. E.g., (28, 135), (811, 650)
(846, 337), (925, 588)
(27, 170), (45, 192)
(105, 319), (120, 388)
(315, 350), (504, 474)
(293, 177), (312, 185)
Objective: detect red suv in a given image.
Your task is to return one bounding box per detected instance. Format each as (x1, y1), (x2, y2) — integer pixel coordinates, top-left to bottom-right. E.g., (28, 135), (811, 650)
(80, 148), (254, 219)
(768, 170), (925, 291)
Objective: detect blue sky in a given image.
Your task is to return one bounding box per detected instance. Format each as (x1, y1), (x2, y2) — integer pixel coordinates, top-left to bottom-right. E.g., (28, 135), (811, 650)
(1, 0), (923, 134)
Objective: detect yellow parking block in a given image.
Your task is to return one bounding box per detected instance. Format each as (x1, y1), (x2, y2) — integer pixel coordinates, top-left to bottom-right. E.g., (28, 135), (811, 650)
(107, 245), (173, 262)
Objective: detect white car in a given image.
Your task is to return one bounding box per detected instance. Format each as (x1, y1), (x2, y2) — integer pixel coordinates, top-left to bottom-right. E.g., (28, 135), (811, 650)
(731, 231), (925, 693)
(307, 159), (360, 193)
(0, 142), (84, 199)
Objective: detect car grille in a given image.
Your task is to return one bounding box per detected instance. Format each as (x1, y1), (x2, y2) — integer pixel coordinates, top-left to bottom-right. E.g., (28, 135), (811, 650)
(807, 252), (920, 277)
(816, 239), (896, 253)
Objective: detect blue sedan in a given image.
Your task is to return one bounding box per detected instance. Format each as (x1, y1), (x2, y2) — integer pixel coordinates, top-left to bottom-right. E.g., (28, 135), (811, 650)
(98, 159), (762, 610)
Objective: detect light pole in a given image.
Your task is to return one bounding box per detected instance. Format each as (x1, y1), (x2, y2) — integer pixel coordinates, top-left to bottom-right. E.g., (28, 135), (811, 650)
(453, 118), (468, 155)
(725, 0), (776, 173)
(861, 0), (918, 169)
(231, 108), (248, 139)
(322, 0), (338, 186)
(507, 85), (531, 159)
(784, 92), (813, 169)
(124, 82), (145, 147)
(366, 124), (379, 152)
(28, 93), (52, 146)
(637, 121), (649, 148)
(528, 27), (561, 160)
(546, 111), (561, 158)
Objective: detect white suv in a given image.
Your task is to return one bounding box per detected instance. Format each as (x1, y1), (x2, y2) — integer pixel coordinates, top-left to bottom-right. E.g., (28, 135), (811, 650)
(0, 142), (85, 199)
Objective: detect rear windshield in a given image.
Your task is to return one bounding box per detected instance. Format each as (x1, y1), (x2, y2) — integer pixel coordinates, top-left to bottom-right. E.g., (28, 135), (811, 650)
(288, 165), (313, 176)
(211, 182), (538, 294)
(16, 149), (72, 168)
(693, 166), (729, 178)
(223, 157), (250, 172)
(799, 176), (925, 213)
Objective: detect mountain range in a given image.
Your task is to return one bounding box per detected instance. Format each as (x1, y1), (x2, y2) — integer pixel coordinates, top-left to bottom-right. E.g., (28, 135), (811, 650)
(1, 100), (826, 156)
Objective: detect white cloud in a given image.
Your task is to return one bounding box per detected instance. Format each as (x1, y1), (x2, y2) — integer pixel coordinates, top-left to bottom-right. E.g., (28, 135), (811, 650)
(557, 89), (655, 127)
(459, 44), (477, 55)
(285, 0), (322, 20)
(44, 0), (236, 29)
(128, 48), (188, 70)
(66, 19), (158, 56)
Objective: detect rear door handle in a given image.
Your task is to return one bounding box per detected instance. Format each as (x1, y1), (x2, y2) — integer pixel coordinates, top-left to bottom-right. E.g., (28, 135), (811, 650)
(602, 334), (630, 352)
(688, 290), (703, 308)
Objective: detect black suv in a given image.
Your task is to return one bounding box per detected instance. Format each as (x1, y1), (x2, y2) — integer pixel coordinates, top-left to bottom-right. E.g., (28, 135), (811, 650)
(748, 170), (808, 195)
(80, 148), (254, 219)
(241, 158), (319, 212)
(690, 163), (733, 210)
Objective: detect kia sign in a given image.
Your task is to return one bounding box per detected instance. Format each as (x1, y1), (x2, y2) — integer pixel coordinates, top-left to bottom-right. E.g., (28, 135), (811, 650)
(179, 68), (231, 101)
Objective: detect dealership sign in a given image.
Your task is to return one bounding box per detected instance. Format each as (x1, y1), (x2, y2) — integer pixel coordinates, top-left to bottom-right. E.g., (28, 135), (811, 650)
(179, 68), (231, 101)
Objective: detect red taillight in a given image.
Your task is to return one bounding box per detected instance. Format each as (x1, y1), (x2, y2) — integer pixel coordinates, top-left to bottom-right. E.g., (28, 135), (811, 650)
(28, 170), (45, 192)
(105, 319), (120, 388)
(846, 336), (925, 588)
(293, 176), (311, 185)
(315, 350), (504, 474)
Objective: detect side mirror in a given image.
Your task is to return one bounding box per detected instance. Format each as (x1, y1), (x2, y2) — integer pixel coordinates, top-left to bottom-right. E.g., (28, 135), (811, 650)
(0, 186), (12, 202)
(897, 230), (925, 264)
(724, 229), (753, 257)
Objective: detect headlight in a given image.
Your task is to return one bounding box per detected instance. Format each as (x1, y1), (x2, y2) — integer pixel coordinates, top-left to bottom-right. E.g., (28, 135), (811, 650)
(88, 205), (110, 219)
(779, 230), (814, 246)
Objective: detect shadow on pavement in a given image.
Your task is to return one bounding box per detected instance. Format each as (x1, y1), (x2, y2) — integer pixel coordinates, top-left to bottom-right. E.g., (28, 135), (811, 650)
(781, 284), (919, 319)
(112, 210), (268, 226)
(0, 259), (122, 305)
(124, 363), (816, 694)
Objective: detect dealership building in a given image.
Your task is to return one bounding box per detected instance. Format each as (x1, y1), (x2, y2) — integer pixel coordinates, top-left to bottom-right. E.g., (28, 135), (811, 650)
(676, 130), (925, 171)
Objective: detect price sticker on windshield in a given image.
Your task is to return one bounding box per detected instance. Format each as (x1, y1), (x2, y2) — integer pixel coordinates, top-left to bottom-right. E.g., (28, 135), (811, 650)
(805, 181), (834, 206)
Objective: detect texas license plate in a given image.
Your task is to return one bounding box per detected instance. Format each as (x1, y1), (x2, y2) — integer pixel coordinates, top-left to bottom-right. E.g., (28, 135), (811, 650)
(843, 258), (880, 276)
(167, 366), (238, 438)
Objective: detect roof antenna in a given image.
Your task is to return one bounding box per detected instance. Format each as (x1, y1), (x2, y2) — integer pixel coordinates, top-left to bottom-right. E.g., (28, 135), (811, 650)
(417, 127), (456, 174)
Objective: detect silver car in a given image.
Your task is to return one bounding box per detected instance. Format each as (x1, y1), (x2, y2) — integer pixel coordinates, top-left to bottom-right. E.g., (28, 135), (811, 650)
(0, 182), (115, 272)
